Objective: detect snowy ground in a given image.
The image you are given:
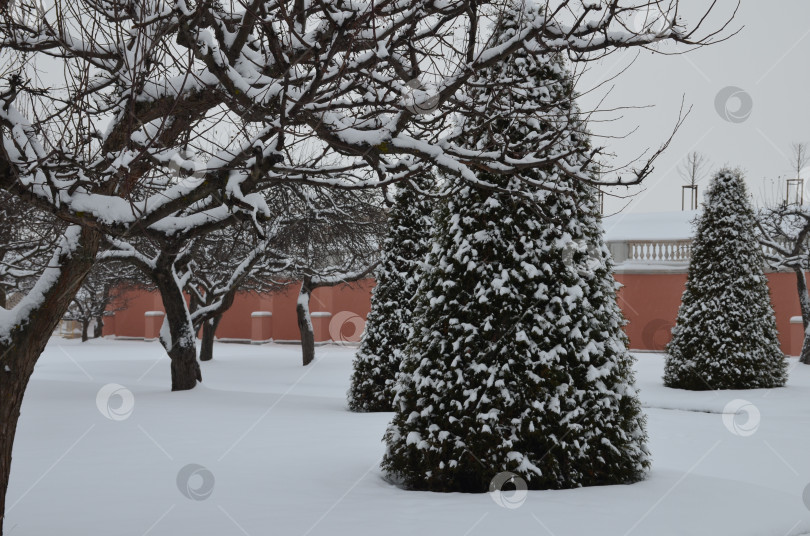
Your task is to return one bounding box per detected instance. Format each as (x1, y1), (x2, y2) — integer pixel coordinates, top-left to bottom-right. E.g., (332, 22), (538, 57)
(6, 339), (810, 536)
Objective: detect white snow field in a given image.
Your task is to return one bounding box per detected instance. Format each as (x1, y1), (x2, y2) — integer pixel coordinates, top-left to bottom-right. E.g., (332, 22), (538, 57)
(6, 339), (810, 536)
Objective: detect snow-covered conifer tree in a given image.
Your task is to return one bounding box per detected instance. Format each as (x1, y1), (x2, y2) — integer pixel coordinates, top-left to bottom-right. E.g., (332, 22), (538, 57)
(348, 179), (434, 411)
(381, 6), (649, 492)
(665, 169), (787, 390)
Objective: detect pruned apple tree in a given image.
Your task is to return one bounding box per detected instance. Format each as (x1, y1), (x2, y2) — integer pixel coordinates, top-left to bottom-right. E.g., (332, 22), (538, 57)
(62, 261), (142, 341)
(758, 205), (810, 363)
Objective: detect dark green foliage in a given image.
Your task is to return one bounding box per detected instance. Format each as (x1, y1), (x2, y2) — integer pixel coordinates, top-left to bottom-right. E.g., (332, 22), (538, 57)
(380, 4), (649, 492)
(347, 180), (434, 412)
(664, 169), (787, 390)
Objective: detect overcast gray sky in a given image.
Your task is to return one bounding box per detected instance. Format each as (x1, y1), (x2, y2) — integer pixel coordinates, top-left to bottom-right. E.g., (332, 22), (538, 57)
(578, 0), (810, 215)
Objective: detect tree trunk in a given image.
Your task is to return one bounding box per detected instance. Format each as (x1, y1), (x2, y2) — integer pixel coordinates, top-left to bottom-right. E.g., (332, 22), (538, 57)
(199, 314), (222, 362)
(0, 371), (27, 536)
(0, 225), (100, 535)
(80, 319), (89, 342)
(153, 262), (201, 391)
(0, 287), (5, 309)
(196, 287), (238, 362)
(296, 278), (315, 366)
(795, 269), (810, 364)
(800, 329), (810, 365)
(93, 316), (103, 339)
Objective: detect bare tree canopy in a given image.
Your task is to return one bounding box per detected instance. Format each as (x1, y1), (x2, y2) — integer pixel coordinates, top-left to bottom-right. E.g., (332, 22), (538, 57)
(62, 262), (141, 341)
(0, 0), (737, 239)
(758, 204), (810, 363)
(678, 151), (709, 187)
(791, 142), (809, 180)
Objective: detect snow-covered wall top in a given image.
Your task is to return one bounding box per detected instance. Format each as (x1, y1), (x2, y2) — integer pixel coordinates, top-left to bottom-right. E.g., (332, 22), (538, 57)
(603, 210), (700, 242)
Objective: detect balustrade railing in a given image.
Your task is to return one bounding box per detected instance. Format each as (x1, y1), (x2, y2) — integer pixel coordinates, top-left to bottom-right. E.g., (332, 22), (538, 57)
(624, 240), (693, 263)
(608, 238), (796, 270)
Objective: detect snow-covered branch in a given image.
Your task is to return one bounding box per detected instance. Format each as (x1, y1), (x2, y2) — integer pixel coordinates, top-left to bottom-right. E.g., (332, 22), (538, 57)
(0, 0), (735, 238)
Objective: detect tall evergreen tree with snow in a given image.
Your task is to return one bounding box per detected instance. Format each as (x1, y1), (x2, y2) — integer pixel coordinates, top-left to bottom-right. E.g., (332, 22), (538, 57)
(381, 6), (649, 492)
(348, 179), (434, 412)
(664, 169), (787, 390)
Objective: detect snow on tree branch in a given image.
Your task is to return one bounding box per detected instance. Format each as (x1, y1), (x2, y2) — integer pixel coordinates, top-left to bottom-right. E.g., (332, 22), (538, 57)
(0, 0), (735, 237)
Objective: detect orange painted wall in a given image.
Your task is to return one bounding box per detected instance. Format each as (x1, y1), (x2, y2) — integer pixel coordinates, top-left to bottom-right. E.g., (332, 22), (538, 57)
(105, 273), (806, 356)
(325, 279), (376, 342)
(215, 291), (272, 341)
(214, 280), (376, 342)
(106, 279), (377, 343)
(767, 272), (805, 356)
(103, 289), (163, 338)
(616, 271), (807, 356)
(215, 285), (302, 342)
(615, 273), (686, 353)
(273, 283), (306, 342)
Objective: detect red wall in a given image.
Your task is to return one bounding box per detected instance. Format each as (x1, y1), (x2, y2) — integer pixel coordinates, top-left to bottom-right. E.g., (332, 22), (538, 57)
(106, 279), (376, 344)
(766, 272), (806, 356)
(216, 292), (272, 341)
(616, 271), (806, 356)
(615, 273), (686, 353)
(103, 289), (164, 338)
(105, 273), (806, 356)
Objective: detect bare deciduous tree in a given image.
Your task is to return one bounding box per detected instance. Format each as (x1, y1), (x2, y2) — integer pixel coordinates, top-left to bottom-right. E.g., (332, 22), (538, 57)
(679, 151), (710, 188)
(791, 142), (809, 181)
(185, 223), (293, 362)
(678, 151), (709, 210)
(63, 263), (140, 341)
(273, 186), (385, 366)
(758, 206), (810, 363)
(0, 190), (60, 307)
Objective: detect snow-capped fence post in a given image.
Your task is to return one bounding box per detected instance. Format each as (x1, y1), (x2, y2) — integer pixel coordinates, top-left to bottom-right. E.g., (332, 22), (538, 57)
(144, 311), (164, 341)
(790, 316), (804, 358)
(608, 241), (629, 264)
(250, 312), (273, 344)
